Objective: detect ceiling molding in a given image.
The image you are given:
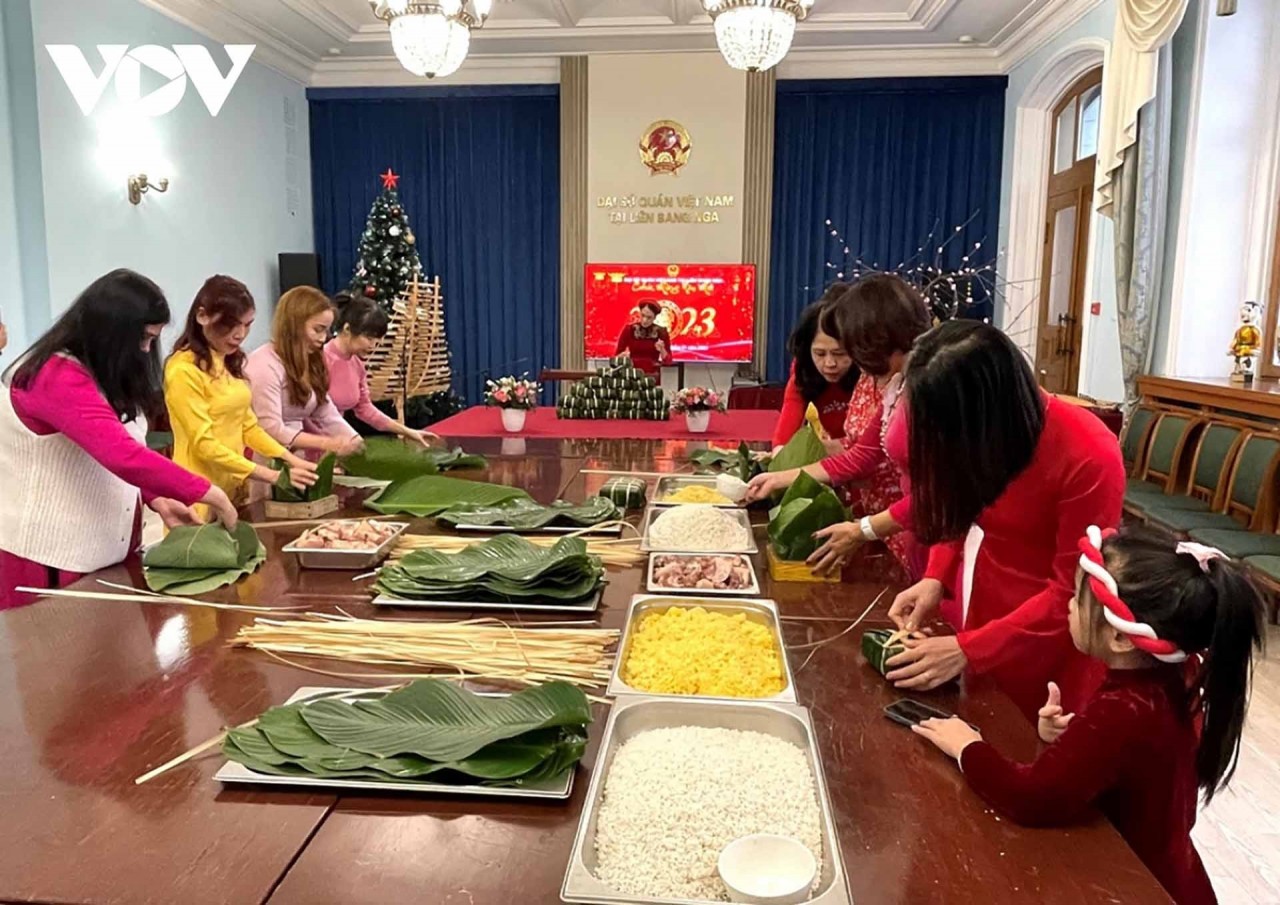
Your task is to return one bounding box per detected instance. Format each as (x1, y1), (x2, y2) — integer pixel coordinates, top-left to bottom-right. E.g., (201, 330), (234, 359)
(137, 0), (1105, 86)
(132, 0), (319, 83)
(994, 0), (1106, 72)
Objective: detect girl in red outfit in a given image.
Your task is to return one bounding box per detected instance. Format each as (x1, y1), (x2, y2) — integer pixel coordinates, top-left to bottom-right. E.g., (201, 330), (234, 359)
(886, 320), (1125, 720)
(614, 301), (671, 377)
(771, 282), (857, 453)
(748, 275), (932, 580)
(914, 524), (1265, 905)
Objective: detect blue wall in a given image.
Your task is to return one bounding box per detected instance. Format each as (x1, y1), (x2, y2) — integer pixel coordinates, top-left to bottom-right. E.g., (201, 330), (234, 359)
(766, 76), (1007, 383)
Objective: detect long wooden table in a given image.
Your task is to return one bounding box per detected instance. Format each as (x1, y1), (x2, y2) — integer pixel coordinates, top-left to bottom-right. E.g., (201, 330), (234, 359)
(0, 438), (1171, 904)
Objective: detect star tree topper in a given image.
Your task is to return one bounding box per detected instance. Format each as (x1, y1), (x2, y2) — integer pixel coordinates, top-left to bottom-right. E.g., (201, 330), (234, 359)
(380, 168), (400, 190)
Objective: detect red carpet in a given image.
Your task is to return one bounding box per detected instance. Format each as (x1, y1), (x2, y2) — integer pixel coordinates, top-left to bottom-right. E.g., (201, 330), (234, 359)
(432, 406), (778, 442)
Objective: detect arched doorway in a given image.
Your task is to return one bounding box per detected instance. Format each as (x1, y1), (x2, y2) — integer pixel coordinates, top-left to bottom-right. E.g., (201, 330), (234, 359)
(1034, 67), (1102, 395)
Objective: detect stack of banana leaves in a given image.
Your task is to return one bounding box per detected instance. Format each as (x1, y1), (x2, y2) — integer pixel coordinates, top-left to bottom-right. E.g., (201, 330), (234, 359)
(375, 534), (604, 605)
(340, 437), (486, 482)
(435, 497), (619, 531)
(223, 679), (590, 787)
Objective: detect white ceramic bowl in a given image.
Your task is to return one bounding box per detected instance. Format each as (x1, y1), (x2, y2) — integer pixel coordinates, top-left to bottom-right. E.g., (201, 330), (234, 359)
(715, 473), (749, 503)
(717, 833), (817, 905)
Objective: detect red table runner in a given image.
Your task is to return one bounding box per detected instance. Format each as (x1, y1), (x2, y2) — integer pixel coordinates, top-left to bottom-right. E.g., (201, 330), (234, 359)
(431, 406), (778, 442)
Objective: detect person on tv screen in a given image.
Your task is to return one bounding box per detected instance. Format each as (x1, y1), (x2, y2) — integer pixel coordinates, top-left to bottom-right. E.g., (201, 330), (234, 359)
(615, 301), (672, 377)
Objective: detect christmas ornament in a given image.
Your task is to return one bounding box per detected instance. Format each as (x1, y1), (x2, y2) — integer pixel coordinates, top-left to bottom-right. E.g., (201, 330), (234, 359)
(380, 169), (400, 190)
(389, 225), (401, 237)
(407, 232), (416, 245)
(365, 285), (376, 298)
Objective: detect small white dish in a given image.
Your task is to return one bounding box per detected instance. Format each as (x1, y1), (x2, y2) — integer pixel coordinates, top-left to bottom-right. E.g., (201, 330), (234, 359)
(716, 473), (750, 503)
(718, 833), (817, 905)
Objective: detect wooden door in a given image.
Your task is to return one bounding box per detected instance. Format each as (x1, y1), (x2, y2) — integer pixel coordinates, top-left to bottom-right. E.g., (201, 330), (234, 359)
(1035, 188), (1090, 393)
(1033, 67), (1101, 395)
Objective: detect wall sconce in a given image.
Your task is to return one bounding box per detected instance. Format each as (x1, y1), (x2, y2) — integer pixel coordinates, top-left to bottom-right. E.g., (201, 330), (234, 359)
(128, 174), (169, 205)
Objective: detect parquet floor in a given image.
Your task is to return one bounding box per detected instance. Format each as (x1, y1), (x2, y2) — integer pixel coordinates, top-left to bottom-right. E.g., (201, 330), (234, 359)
(1195, 624), (1280, 904)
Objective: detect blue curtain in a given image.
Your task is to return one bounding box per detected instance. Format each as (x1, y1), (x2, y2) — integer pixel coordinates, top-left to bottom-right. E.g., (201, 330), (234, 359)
(767, 77), (1007, 383)
(308, 85), (559, 404)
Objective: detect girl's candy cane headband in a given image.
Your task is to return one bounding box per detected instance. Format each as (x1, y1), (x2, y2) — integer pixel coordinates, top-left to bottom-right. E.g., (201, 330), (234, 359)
(1076, 525), (1215, 664)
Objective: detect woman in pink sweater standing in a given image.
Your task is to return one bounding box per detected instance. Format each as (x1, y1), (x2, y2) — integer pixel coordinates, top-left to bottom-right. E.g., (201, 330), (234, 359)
(324, 294), (438, 446)
(0, 270), (237, 608)
(246, 287), (363, 457)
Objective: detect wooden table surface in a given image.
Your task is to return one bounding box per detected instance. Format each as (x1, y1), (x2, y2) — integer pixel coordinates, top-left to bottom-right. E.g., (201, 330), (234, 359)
(0, 439), (1171, 905)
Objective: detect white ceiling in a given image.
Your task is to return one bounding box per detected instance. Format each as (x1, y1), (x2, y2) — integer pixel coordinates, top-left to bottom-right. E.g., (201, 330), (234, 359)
(136, 0), (1105, 85)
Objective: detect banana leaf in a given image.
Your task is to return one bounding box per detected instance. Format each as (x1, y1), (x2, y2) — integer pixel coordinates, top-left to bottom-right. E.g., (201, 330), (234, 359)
(143, 522), (266, 595)
(768, 424), (826, 474)
(690, 441), (767, 483)
(767, 470), (847, 561)
(364, 475), (530, 518)
(221, 680), (591, 787)
(375, 535), (603, 603)
(435, 497), (618, 530)
(273, 452), (337, 503)
(341, 437), (486, 482)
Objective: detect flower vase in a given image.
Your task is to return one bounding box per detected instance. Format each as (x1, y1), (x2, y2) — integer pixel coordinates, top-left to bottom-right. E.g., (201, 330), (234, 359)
(501, 408), (527, 433)
(685, 410), (711, 433)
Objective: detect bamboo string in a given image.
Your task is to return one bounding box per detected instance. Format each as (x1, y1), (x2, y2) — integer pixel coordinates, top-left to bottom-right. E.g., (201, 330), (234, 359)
(789, 587), (888, 673)
(16, 586), (308, 614)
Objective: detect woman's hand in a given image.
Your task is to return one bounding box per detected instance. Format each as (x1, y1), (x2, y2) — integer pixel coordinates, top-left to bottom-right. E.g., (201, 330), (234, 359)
(149, 496), (203, 529)
(822, 438), (845, 457)
(912, 717), (982, 762)
(404, 428), (440, 448)
(744, 469), (798, 503)
(324, 434), (364, 457)
(807, 521), (862, 576)
(283, 455), (319, 489)
(885, 635), (967, 690)
(655, 339), (667, 357)
(198, 485), (238, 530)
(1037, 681), (1075, 744)
(888, 578), (944, 632)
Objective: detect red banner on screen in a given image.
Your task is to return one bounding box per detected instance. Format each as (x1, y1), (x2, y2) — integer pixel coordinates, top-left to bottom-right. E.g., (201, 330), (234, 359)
(584, 263), (756, 363)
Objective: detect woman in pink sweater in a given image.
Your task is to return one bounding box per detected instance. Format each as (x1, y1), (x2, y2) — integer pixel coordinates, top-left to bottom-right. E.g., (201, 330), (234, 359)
(0, 270), (237, 608)
(246, 287), (363, 456)
(324, 294), (438, 447)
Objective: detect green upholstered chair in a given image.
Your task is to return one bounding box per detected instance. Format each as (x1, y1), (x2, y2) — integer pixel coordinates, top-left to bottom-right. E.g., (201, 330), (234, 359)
(1126, 422), (1244, 517)
(1121, 405), (1160, 477)
(1187, 528), (1280, 559)
(1146, 432), (1280, 535)
(1123, 413), (1200, 509)
(1245, 555), (1280, 588)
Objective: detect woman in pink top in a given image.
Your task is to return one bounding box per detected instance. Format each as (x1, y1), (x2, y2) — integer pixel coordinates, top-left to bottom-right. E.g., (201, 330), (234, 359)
(747, 275), (931, 579)
(0, 270), (237, 607)
(324, 294), (438, 446)
(246, 287), (363, 456)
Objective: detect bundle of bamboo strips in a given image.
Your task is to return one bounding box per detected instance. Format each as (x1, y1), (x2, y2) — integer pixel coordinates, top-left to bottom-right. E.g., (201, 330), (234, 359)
(390, 532), (645, 567)
(232, 612), (618, 689)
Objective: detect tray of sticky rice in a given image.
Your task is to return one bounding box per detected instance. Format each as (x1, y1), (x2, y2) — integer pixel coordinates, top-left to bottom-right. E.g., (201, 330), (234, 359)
(560, 696), (850, 905)
(607, 595), (794, 704)
(652, 475), (737, 507)
(639, 505), (756, 554)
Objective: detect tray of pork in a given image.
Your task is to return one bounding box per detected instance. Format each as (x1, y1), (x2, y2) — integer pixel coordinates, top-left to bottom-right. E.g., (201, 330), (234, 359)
(646, 553), (761, 597)
(282, 519), (409, 570)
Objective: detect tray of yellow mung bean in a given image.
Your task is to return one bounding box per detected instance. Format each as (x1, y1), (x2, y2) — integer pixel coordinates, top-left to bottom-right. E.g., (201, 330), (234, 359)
(653, 475), (738, 507)
(607, 595), (796, 704)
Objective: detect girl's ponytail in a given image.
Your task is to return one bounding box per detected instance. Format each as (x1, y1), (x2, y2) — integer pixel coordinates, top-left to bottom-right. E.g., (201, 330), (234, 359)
(1194, 558), (1266, 803)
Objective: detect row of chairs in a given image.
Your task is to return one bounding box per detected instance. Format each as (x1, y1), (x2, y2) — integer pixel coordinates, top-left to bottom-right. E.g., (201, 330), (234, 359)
(1122, 406), (1280, 591)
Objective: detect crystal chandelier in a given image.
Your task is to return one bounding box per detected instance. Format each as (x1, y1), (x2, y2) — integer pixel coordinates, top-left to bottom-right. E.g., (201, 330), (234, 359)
(702, 0), (815, 72)
(369, 0), (492, 79)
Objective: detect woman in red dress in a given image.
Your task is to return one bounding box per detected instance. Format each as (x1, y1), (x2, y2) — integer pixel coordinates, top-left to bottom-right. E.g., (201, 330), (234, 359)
(614, 301), (671, 377)
(886, 320), (1126, 723)
(748, 276), (932, 580)
(771, 282), (857, 453)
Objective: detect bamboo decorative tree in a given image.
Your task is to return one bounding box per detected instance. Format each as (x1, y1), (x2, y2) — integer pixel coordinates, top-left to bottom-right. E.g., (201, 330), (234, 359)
(364, 274), (452, 422)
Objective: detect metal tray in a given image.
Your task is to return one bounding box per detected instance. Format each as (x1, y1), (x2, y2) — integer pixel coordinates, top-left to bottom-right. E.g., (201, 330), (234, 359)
(645, 552), (761, 597)
(450, 521), (623, 537)
(215, 686), (576, 799)
(282, 521), (410, 570)
(652, 475), (740, 507)
(639, 505), (757, 554)
(371, 585), (605, 614)
(560, 696), (850, 905)
(608, 595), (795, 704)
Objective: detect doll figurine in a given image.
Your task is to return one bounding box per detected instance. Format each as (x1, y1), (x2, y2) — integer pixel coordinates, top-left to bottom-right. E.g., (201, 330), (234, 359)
(1229, 301), (1262, 384)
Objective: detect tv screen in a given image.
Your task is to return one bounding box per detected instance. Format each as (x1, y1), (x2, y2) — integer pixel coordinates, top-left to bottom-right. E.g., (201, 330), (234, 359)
(584, 263), (756, 363)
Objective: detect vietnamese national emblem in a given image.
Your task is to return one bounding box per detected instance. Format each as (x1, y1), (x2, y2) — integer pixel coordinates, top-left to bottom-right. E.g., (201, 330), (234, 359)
(639, 120), (692, 176)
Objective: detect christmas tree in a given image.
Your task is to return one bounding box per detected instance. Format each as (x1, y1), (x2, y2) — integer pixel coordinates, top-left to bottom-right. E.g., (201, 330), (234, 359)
(348, 168), (422, 310)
